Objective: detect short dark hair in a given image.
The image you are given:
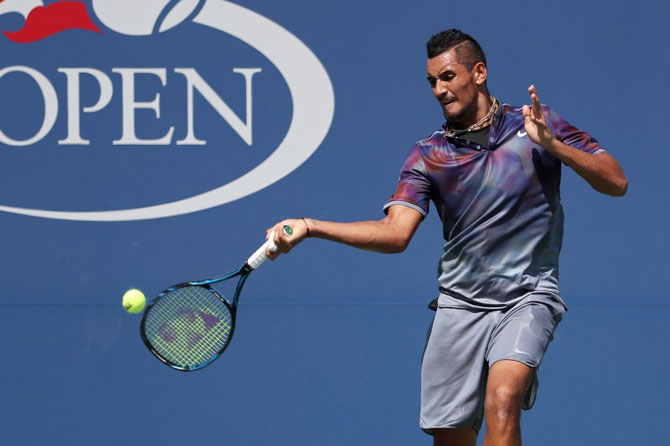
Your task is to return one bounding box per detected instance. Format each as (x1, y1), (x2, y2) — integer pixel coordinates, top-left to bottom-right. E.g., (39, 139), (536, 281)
(426, 29), (487, 70)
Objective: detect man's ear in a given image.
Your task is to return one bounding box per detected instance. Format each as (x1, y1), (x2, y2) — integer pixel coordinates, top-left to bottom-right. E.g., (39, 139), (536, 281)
(473, 62), (487, 86)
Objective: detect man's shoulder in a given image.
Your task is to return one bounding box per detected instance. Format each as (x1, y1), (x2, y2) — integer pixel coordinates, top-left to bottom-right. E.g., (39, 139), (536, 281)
(415, 128), (445, 147)
(502, 102), (553, 116)
(501, 103), (525, 116)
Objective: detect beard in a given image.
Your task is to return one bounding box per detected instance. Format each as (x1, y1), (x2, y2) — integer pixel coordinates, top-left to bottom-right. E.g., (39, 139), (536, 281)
(442, 96), (479, 128)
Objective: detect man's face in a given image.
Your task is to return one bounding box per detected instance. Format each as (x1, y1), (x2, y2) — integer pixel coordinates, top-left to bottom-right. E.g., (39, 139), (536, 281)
(426, 49), (479, 123)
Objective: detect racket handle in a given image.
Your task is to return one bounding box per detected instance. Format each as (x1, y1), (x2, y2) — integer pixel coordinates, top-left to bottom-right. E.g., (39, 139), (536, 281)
(246, 225), (293, 270)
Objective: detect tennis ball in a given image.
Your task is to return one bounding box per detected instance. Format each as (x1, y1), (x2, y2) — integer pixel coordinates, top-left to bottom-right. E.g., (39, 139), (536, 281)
(122, 288), (146, 314)
(92, 0), (203, 36)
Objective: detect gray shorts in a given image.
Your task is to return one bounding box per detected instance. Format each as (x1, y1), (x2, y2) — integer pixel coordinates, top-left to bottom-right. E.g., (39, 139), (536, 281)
(420, 297), (565, 434)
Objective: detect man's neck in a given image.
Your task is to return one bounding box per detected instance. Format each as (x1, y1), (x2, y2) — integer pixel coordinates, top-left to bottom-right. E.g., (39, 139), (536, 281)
(453, 93), (494, 130)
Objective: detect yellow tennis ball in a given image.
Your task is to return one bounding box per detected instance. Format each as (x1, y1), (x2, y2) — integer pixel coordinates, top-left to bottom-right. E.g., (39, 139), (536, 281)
(122, 289), (146, 314)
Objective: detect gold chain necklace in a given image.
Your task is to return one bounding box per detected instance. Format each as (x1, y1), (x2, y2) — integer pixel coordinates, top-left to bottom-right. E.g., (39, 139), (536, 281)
(445, 98), (499, 137)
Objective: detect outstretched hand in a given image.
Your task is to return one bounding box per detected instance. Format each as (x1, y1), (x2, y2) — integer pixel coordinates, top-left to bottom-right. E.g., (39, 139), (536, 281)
(522, 85), (554, 149)
(265, 218), (310, 260)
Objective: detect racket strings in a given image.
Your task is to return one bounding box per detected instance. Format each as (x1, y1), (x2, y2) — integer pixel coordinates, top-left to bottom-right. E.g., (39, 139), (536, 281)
(144, 286), (233, 369)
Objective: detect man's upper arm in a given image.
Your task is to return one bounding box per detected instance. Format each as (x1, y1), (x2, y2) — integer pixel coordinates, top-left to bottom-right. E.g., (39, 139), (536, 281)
(384, 143), (432, 217)
(383, 204), (424, 247)
(545, 105), (605, 155)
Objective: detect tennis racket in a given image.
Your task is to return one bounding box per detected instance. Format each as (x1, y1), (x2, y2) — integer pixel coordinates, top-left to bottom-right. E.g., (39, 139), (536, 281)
(140, 225), (292, 371)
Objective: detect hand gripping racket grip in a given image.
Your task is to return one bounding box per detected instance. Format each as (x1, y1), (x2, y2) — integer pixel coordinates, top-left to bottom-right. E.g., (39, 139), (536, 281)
(246, 225), (293, 270)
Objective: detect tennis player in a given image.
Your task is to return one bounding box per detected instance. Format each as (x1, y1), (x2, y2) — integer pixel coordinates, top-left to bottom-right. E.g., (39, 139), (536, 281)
(266, 29), (627, 446)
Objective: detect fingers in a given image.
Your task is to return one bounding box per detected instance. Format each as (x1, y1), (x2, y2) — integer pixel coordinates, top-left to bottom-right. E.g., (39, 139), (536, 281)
(265, 223), (283, 259)
(524, 85), (554, 146)
(264, 219), (307, 260)
(527, 84), (543, 121)
(273, 227), (281, 252)
(531, 94), (542, 120)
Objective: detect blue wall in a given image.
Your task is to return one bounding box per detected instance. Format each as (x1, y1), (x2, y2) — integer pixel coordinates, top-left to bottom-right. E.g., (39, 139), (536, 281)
(0, 1), (666, 444)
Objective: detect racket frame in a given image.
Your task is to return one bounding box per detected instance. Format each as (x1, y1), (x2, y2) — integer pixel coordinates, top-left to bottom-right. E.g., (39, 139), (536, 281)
(140, 225), (290, 371)
(140, 263), (253, 371)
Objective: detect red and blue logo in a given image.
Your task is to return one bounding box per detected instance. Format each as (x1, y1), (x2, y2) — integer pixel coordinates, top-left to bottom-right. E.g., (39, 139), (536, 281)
(0, 0), (100, 42)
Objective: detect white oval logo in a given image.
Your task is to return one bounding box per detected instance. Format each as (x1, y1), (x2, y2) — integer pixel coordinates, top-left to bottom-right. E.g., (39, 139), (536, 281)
(0, 0), (334, 221)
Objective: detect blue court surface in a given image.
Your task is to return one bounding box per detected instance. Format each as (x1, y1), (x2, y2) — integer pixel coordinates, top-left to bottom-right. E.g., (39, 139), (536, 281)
(2, 302), (668, 445)
(0, 0), (667, 444)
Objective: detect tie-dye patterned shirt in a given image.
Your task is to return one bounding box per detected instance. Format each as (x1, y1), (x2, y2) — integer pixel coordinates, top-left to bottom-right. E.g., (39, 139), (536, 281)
(384, 104), (605, 309)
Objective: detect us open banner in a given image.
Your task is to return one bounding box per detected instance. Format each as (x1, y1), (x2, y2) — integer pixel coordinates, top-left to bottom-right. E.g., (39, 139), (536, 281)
(0, 0), (334, 221)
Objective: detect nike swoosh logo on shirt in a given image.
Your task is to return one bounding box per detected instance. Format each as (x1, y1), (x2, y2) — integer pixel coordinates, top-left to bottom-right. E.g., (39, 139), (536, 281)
(517, 130), (527, 137)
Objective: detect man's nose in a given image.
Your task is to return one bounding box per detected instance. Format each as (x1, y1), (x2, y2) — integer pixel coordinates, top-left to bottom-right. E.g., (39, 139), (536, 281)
(434, 80), (448, 97)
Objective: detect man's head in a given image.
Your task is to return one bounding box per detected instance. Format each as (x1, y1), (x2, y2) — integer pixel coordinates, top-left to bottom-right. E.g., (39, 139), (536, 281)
(426, 29), (489, 125)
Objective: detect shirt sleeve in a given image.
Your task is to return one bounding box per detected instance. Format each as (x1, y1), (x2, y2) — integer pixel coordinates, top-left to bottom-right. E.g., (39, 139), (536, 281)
(544, 105), (606, 155)
(383, 144), (431, 217)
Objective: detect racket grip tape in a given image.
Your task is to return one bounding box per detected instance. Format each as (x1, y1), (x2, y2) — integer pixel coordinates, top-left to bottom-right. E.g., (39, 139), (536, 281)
(246, 225), (292, 270)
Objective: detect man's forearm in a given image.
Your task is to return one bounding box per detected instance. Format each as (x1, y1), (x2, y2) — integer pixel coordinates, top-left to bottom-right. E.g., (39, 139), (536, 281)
(546, 138), (628, 197)
(266, 204), (423, 259)
(304, 218), (413, 253)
